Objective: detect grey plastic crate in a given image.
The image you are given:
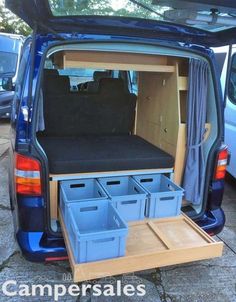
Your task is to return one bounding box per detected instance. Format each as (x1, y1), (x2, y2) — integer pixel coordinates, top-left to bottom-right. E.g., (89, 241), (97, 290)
(98, 176), (147, 222)
(66, 200), (128, 263)
(133, 174), (184, 218)
(60, 178), (108, 225)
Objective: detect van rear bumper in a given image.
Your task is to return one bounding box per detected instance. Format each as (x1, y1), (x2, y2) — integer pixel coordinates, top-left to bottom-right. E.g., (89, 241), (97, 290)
(16, 208), (225, 262)
(16, 231), (67, 262)
(196, 208), (225, 235)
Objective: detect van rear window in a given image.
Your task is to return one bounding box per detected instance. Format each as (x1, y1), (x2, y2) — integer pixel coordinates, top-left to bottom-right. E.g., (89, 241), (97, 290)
(58, 68), (105, 87)
(214, 52), (227, 76)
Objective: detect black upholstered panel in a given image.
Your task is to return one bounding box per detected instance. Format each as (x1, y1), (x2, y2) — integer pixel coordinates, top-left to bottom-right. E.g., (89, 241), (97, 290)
(38, 135), (174, 174)
(44, 75), (71, 95)
(44, 69), (59, 76)
(43, 79), (137, 136)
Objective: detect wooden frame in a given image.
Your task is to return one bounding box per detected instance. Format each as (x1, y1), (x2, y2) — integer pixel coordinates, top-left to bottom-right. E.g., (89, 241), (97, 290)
(54, 50), (176, 73)
(49, 181), (58, 220)
(59, 211), (223, 282)
(49, 168), (173, 181)
(47, 54), (213, 215)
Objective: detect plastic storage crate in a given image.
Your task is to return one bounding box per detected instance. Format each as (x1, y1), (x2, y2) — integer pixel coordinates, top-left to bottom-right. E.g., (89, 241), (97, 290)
(66, 200), (128, 263)
(98, 176), (147, 222)
(133, 174), (184, 218)
(60, 178), (108, 225)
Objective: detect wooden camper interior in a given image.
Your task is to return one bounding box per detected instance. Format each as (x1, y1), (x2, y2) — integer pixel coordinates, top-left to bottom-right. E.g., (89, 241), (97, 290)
(38, 49), (222, 282)
(44, 50), (211, 220)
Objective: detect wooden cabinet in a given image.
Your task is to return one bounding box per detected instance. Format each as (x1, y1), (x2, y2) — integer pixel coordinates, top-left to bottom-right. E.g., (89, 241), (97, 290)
(136, 60), (188, 159)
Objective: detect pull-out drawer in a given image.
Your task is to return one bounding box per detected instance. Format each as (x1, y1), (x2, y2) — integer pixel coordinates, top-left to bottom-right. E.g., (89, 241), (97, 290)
(59, 211), (223, 283)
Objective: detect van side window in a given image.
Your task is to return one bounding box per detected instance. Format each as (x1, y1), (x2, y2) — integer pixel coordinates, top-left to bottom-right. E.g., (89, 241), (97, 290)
(214, 52), (227, 76)
(129, 71), (138, 94)
(228, 54), (236, 105)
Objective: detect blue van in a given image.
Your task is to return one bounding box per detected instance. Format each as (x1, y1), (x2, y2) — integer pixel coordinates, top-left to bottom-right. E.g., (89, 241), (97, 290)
(6, 0), (234, 281)
(0, 33), (24, 118)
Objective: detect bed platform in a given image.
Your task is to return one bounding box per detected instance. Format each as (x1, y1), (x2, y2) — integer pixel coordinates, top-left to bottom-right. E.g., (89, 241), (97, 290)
(38, 135), (174, 174)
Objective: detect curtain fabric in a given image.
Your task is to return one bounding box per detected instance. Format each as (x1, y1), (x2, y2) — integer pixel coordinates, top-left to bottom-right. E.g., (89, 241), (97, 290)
(182, 58), (209, 205)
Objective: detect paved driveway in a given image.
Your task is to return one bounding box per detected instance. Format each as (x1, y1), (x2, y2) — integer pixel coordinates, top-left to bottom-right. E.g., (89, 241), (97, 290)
(0, 121), (236, 302)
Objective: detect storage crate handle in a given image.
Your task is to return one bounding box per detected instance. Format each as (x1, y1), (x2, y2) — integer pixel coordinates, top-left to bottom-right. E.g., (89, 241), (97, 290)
(106, 180), (120, 186)
(140, 178), (153, 183)
(92, 237), (115, 244)
(160, 196), (175, 201)
(80, 206), (98, 212)
(121, 200), (137, 205)
(70, 183), (85, 188)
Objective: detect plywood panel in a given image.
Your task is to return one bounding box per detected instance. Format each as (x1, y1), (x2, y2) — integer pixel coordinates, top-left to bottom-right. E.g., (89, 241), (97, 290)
(174, 123), (187, 185)
(49, 181), (58, 220)
(60, 212), (223, 282)
(136, 63), (180, 157)
(50, 168), (173, 181)
(178, 76), (188, 91)
(62, 50), (175, 73)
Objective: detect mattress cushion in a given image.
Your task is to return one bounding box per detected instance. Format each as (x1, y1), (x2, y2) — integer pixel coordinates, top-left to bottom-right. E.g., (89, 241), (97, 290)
(38, 135), (175, 174)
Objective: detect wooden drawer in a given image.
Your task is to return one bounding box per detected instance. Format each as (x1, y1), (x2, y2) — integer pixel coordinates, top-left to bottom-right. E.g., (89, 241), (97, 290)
(59, 211), (223, 282)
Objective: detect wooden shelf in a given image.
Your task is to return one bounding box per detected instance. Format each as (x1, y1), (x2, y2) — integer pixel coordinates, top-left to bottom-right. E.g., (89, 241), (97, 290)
(49, 168), (173, 181)
(55, 50), (176, 73)
(60, 211), (223, 282)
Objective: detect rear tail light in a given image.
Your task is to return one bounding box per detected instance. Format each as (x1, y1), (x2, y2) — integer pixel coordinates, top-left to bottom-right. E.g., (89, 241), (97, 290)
(214, 147), (229, 180)
(15, 153), (42, 196)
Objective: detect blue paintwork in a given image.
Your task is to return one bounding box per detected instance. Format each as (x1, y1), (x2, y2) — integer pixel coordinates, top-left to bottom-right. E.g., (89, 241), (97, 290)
(5, 0), (236, 47)
(7, 20), (227, 261)
(17, 231), (67, 262)
(197, 208), (225, 235)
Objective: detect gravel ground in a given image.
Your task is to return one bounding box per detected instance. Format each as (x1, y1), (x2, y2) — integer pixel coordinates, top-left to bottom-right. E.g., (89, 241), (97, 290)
(0, 121), (236, 302)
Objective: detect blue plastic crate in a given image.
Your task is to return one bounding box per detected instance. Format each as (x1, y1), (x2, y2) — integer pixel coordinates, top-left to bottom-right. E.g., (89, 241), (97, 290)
(60, 178), (108, 225)
(133, 174), (184, 218)
(98, 176), (147, 222)
(66, 200), (128, 263)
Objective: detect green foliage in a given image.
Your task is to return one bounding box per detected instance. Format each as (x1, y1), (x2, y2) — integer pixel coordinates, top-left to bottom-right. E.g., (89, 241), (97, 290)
(0, 2), (31, 36)
(49, 0), (164, 19)
(0, 0), (166, 36)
